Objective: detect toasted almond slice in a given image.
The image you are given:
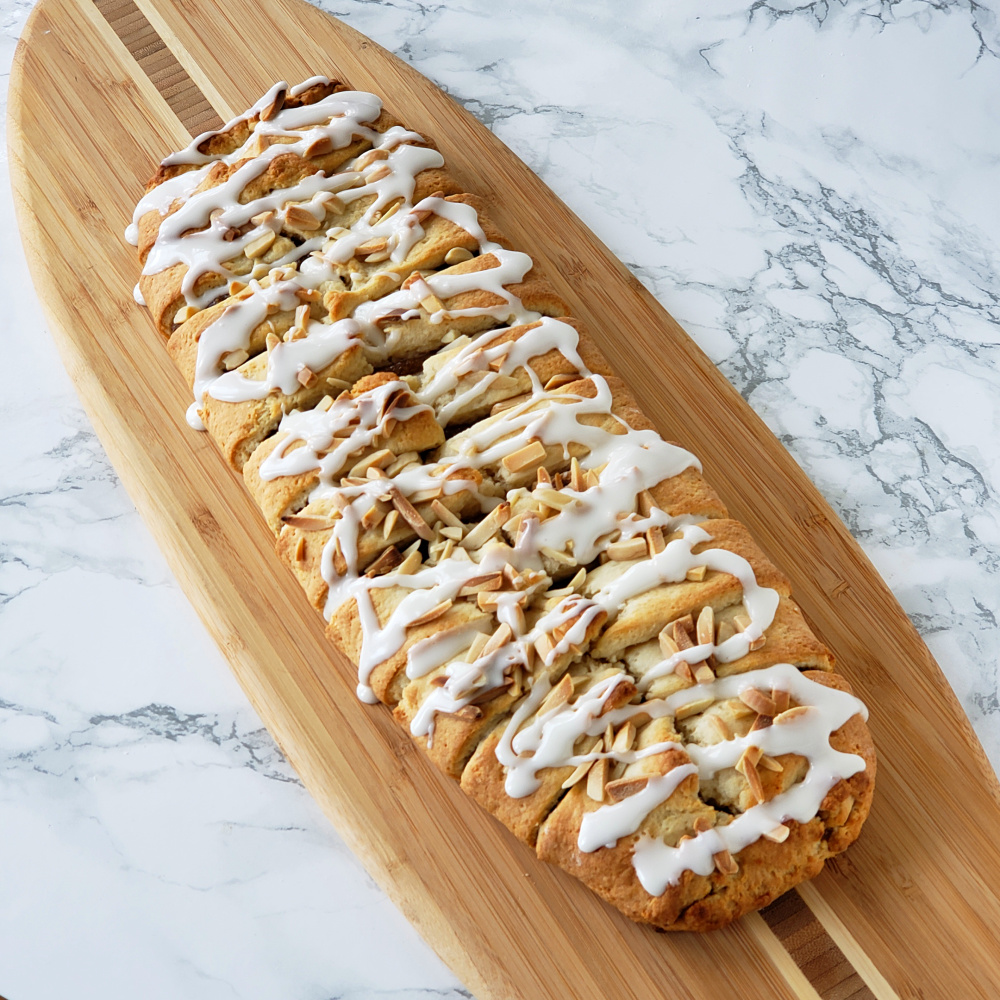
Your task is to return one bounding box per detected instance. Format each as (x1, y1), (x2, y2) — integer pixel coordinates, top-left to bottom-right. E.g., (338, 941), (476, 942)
(739, 688), (778, 717)
(461, 502), (510, 550)
(407, 599), (453, 629)
(349, 449), (395, 479)
(774, 705), (811, 725)
(772, 688), (791, 715)
(607, 536), (647, 561)
(759, 754), (784, 772)
(389, 487), (435, 541)
(646, 525), (665, 556)
(612, 721), (636, 752)
(430, 499), (463, 529)
(713, 850), (739, 876)
(293, 536), (307, 562)
(396, 543), (423, 577)
(365, 546), (402, 578)
(696, 606), (715, 647)
(420, 293), (445, 314)
(569, 457), (584, 492)
(282, 514), (336, 531)
(303, 135), (334, 158)
(674, 696), (714, 721)
(685, 565), (707, 582)
(457, 572), (503, 597)
(763, 824), (790, 843)
(285, 205), (322, 230)
(748, 634), (767, 651)
(636, 489), (655, 517)
(674, 661), (695, 685)
(605, 776), (649, 803)
(749, 713), (773, 732)
(244, 230), (276, 258)
(481, 622), (513, 658)
(367, 164), (391, 182)
(539, 672), (574, 715)
(355, 237), (388, 255)
(315, 394), (334, 412)
(586, 757), (608, 802)
(693, 816), (713, 834)
(319, 192), (345, 214)
(408, 487), (443, 504)
(540, 545), (575, 566)
(382, 508), (399, 540)
(672, 621), (695, 651)
(716, 620), (735, 645)
(706, 714), (731, 742)
(221, 348), (249, 371)
(694, 663), (716, 685)
(361, 502), (390, 530)
(250, 209), (276, 227)
(659, 628), (680, 659)
(439, 526), (464, 541)
(296, 366), (317, 388)
(561, 759), (595, 790)
(535, 488), (575, 510)
(534, 632), (555, 663)
(501, 439), (547, 474)
(733, 613), (752, 633)
(466, 632), (490, 662)
(440, 246), (473, 266)
(365, 250), (391, 263)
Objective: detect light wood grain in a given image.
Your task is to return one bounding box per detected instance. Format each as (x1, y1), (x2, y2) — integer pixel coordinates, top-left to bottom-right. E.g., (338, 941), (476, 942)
(9, 1), (1000, 997)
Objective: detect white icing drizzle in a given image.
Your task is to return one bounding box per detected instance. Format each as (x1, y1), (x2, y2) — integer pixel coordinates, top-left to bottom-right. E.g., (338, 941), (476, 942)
(130, 79), (871, 894)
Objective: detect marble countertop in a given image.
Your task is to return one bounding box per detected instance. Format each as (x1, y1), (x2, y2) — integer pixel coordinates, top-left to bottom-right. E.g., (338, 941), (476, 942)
(3, 1), (999, 996)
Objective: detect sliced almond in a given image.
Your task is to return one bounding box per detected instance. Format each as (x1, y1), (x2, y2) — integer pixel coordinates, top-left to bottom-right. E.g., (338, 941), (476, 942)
(685, 565), (707, 582)
(696, 605), (715, 647)
(174, 306), (198, 326)
(285, 205), (322, 230)
(501, 439), (548, 474)
(293, 536), (307, 562)
(388, 487), (435, 541)
(481, 622), (513, 658)
(658, 628), (680, 659)
(365, 546), (402, 578)
(586, 757), (608, 802)
(282, 514), (336, 531)
(244, 230), (276, 259)
(457, 572), (503, 597)
(774, 706), (811, 725)
(646, 525), (665, 556)
(763, 824), (790, 843)
(713, 850), (739, 876)
(772, 688), (791, 715)
(355, 237), (388, 255)
(444, 246), (474, 265)
(608, 536), (647, 562)
(407, 599), (453, 629)
(674, 696), (714, 721)
(430, 499), (463, 529)
(605, 776), (649, 803)
(221, 348), (249, 371)
(296, 366), (317, 388)
(738, 688), (778, 717)
(461, 502), (510, 550)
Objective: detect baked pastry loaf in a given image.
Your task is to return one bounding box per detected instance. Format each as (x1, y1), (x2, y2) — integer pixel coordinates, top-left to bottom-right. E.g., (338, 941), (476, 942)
(127, 76), (875, 932)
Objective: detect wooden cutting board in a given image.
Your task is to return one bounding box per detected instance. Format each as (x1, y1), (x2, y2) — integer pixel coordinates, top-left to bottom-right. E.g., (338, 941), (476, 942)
(10, 1), (1000, 997)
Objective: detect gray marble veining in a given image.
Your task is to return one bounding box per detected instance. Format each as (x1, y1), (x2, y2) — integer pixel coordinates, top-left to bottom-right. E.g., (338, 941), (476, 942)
(2, 1), (998, 996)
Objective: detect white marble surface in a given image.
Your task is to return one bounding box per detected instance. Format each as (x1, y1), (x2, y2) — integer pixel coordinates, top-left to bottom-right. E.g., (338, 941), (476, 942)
(3, 0), (999, 996)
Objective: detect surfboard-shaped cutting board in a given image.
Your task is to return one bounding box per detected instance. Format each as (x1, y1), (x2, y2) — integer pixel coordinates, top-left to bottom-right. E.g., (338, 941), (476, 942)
(10, 1), (1000, 997)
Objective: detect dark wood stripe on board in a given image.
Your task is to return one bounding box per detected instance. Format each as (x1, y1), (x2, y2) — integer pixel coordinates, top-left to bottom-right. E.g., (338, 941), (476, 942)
(93, 0), (224, 135)
(761, 891), (874, 999)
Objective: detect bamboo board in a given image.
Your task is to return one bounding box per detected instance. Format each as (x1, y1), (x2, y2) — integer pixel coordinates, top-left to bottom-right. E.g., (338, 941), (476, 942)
(9, 1), (1000, 997)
